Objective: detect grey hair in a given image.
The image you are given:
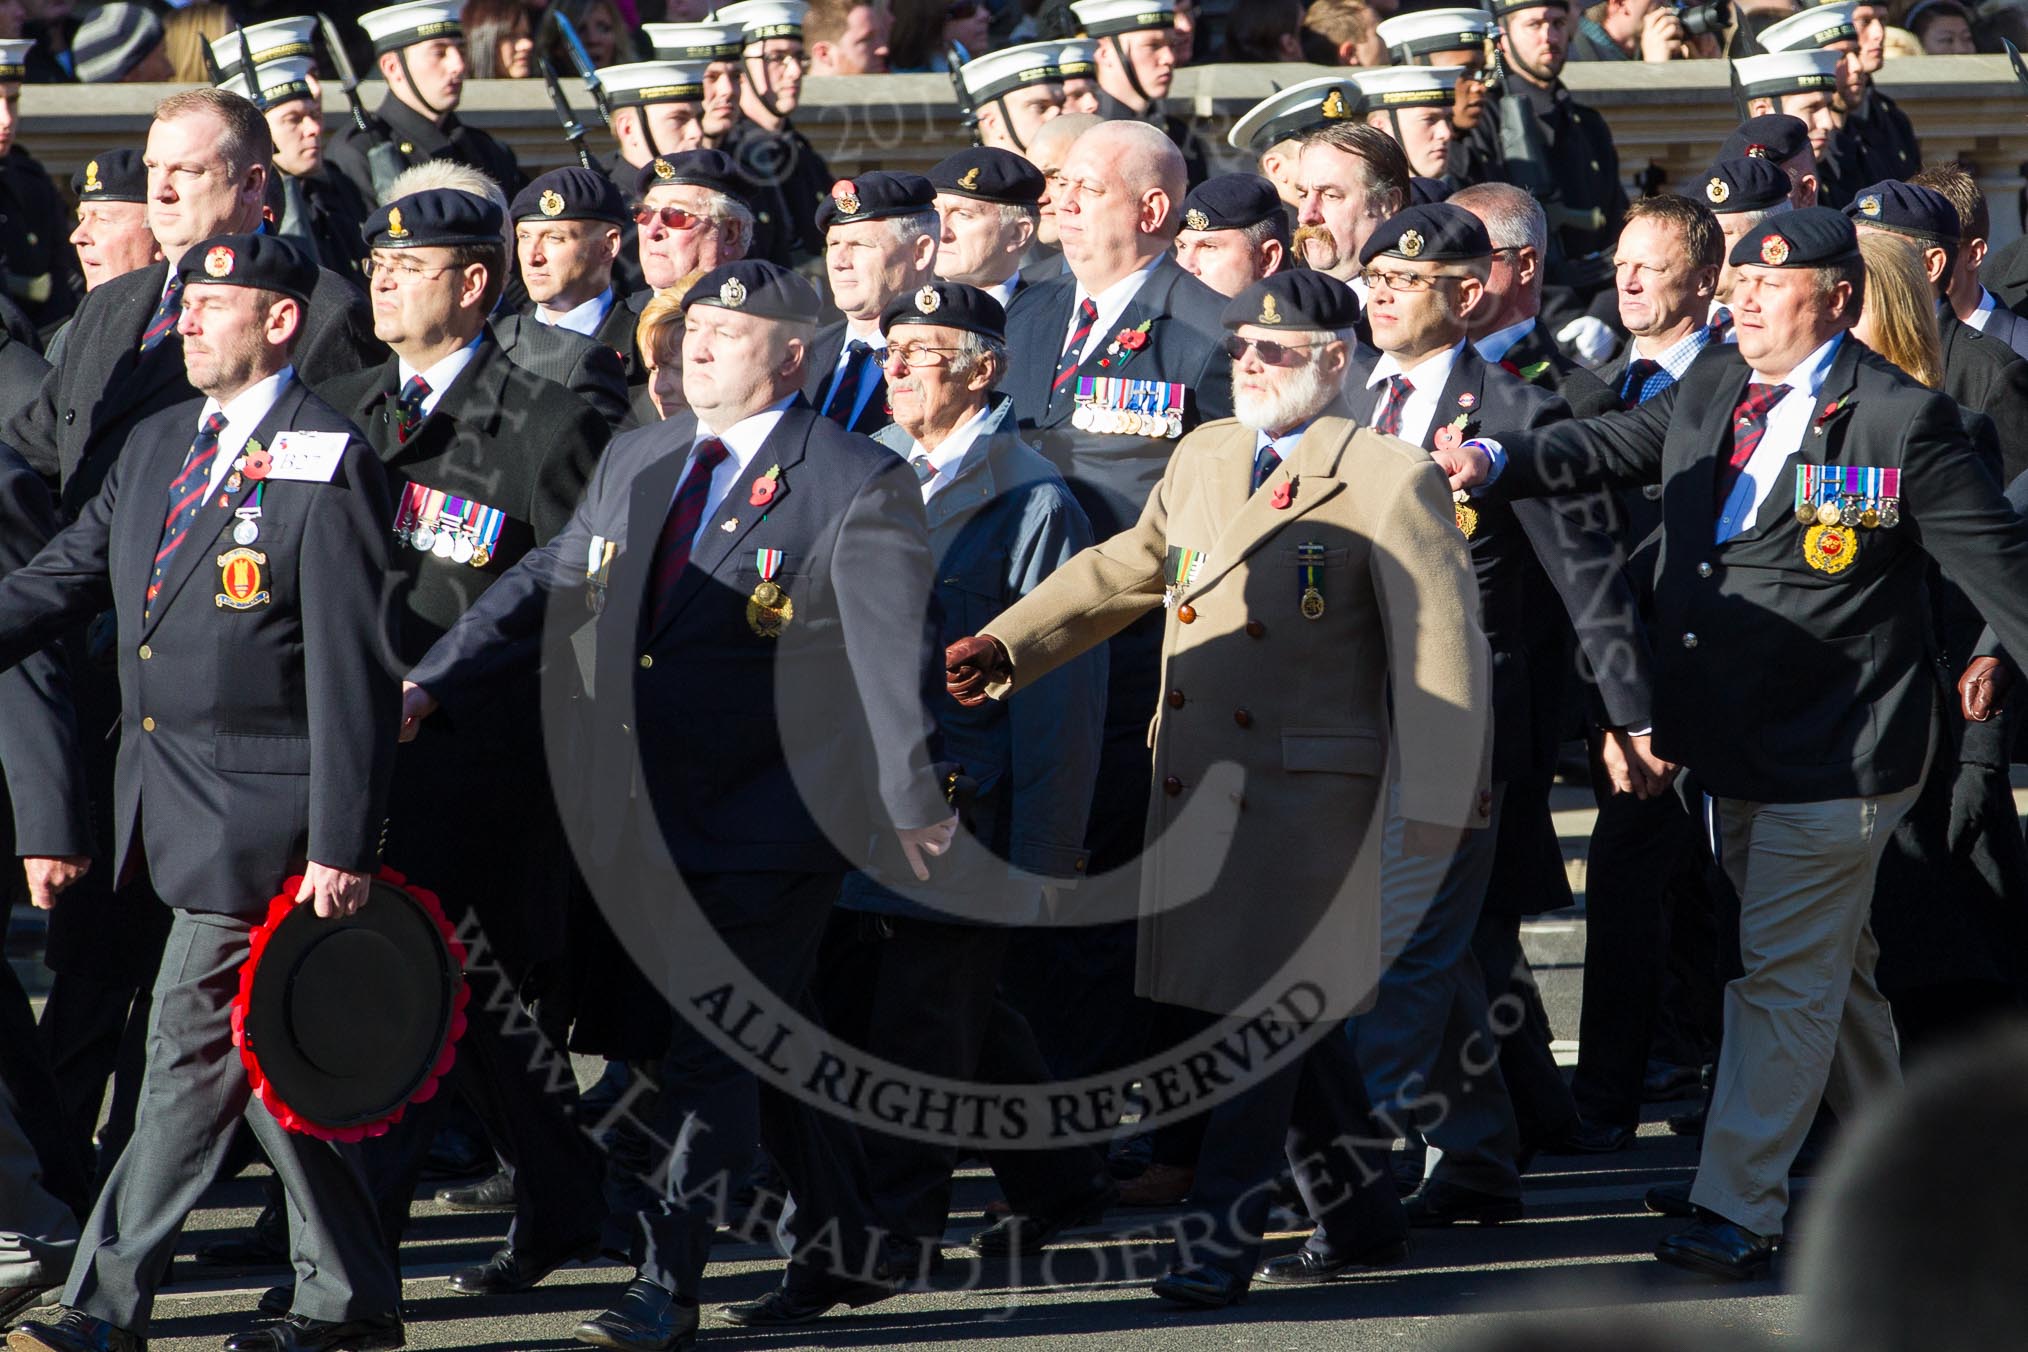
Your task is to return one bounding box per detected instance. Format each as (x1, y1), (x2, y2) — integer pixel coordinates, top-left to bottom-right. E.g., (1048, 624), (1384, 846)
(1449, 181), (1548, 258)
(994, 202), (1039, 233)
(1241, 214), (1290, 251)
(384, 161), (512, 250)
(712, 193), (755, 253)
(887, 208), (943, 250)
(948, 328), (1008, 382)
(1727, 199), (1795, 235)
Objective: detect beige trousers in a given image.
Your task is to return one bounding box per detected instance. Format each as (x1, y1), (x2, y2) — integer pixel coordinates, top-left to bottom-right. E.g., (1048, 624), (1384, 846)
(1690, 782), (1921, 1236)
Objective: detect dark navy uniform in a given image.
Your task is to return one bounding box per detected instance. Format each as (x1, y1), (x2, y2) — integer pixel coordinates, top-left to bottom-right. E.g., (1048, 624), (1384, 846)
(723, 116), (833, 266)
(0, 144), (81, 338)
(325, 93), (528, 207)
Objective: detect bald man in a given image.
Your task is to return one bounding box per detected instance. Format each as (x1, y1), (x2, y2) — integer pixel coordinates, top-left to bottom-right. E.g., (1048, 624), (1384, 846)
(996, 117), (1232, 1125)
(1020, 111), (1102, 286)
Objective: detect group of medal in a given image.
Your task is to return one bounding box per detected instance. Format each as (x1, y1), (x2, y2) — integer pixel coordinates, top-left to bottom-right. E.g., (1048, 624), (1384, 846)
(1794, 464), (1900, 576)
(393, 482), (506, 568)
(1072, 377), (1186, 439)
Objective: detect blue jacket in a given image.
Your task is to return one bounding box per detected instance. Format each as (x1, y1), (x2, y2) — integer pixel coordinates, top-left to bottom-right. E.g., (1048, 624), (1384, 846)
(840, 396), (1106, 925)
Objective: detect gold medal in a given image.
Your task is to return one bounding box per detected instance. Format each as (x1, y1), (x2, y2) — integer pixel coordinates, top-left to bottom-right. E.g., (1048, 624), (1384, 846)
(1815, 501), (1842, 526)
(1803, 523), (1857, 575)
(1455, 500), (1479, 539)
(1860, 507), (1881, 529)
(1796, 503), (1816, 526)
(1300, 587), (1325, 620)
(754, 580), (783, 608)
(746, 586), (793, 637)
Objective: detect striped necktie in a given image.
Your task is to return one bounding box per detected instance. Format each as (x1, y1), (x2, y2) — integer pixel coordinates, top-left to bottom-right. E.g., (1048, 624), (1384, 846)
(140, 274), (183, 353)
(1049, 298), (1100, 411)
(395, 375), (431, 444)
(1374, 375), (1414, 437)
(644, 438), (730, 632)
(147, 410), (227, 619)
(1251, 442), (1282, 492)
(1714, 381), (1791, 512)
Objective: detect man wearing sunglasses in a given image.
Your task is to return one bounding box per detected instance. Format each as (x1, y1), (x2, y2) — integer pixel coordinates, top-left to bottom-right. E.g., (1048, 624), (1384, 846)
(719, 1), (835, 269)
(1341, 202), (1650, 1230)
(629, 149), (756, 332)
(946, 269), (1489, 1309)
(598, 59), (715, 299)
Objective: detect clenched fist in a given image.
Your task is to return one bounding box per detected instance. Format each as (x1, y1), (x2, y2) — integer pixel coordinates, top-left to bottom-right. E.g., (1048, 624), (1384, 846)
(945, 635), (1010, 707)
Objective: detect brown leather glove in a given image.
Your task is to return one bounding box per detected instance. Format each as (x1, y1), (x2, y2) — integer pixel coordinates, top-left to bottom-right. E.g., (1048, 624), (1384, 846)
(945, 635), (1010, 707)
(1960, 655), (2012, 723)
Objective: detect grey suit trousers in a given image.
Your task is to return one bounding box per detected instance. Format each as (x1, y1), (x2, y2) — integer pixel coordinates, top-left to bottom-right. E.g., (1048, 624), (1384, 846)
(61, 910), (397, 1333)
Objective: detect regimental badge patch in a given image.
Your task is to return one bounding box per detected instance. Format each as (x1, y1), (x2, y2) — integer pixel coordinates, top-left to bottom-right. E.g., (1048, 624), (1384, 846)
(1705, 177), (1729, 205)
(1760, 234), (1791, 266)
(539, 189), (565, 216)
(204, 246), (235, 277)
(216, 548), (271, 609)
(1184, 208), (1210, 232)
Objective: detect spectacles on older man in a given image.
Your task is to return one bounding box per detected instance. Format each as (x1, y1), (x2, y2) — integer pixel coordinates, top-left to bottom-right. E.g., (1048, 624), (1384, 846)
(634, 204), (712, 231)
(1222, 335), (1326, 365)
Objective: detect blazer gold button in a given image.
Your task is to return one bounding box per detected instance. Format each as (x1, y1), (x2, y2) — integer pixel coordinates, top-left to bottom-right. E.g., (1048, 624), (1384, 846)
(1244, 619), (1265, 638)
(141, 716), (156, 731)
(1167, 689), (1185, 708)
(1233, 708), (1252, 728)
(1682, 633), (1699, 649)
(639, 654), (653, 668)
(1163, 776), (1183, 796)
(138, 644), (152, 660)
(1697, 562), (1713, 578)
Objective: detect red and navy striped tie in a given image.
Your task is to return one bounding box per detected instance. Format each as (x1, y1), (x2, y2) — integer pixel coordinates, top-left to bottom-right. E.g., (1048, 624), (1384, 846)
(139, 275), (183, 353)
(146, 410), (227, 620)
(1374, 375), (1414, 437)
(1715, 381), (1791, 511)
(644, 438), (729, 632)
(1048, 298), (1100, 412)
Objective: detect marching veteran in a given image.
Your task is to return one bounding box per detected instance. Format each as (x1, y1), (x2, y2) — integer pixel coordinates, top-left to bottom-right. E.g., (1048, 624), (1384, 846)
(947, 270), (1492, 1308)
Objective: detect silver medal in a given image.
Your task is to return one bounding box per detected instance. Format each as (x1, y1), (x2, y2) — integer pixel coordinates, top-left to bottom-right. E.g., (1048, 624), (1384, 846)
(411, 525), (436, 552)
(432, 531), (456, 559)
(232, 518), (259, 546)
(451, 535), (475, 565)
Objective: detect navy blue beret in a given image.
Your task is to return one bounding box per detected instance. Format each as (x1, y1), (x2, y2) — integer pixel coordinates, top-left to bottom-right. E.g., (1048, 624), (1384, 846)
(682, 260), (820, 323)
(1359, 202), (1491, 266)
(1221, 271), (1362, 331)
(1727, 204), (1860, 269)
(879, 280), (1007, 342)
(511, 166), (628, 226)
(72, 148), (147, 204)
(1179, 174), (1284, 233)
(927, 148), (1045, 206)
(1845, 179), (1960, 243)
(635, 149), (748, 204)
(815, 171), (937, 232)
(363, 188), (503, 249)
(178, 232), (318, 304)
(1719, 114), (1811, 166)
(1701, 156), (1792, 214)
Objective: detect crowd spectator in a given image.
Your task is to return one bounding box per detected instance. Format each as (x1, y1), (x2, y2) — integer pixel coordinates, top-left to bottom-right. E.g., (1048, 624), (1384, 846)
(1299, 0), (1386, 67)
(464, 0), (537, 77)
(1907, 0), (1976, 52)
(542, 0), (627, 67)
(1225, 0), (1304, 63)
(160, 3), (228, 83)
(70, 2), (169, 81)
(808, 0), (890, 73)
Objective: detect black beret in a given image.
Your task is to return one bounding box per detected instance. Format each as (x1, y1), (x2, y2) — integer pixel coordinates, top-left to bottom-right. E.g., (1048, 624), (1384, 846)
(363, 188), (504, 250)
(1845, 179), (1960, 243)
(1179, 174), (1283, 233)
(1719, 114), (1811, 166)
(511, 166), (628, 226)
(1701, 156), (1791, 214)
(1221, 271), (1362, 332)
(879, 281), (1007, 342)
(635, 149), (747, 203)
(682, 260), (820, 323)
(815, 171), (937, 232)
(1409, 176), (1453, 206)
(72, 148), (147, 204)
(1359, 202), (1491, 266)
(177, 232), (318, 304)
(1728, 205), (1859, 269)
(927, 148), (1045, 207)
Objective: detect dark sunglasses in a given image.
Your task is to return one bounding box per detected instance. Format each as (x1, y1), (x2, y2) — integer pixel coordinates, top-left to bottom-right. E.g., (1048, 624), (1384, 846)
(1222, 334), (1324, 365)
(633, 205), (709, 231)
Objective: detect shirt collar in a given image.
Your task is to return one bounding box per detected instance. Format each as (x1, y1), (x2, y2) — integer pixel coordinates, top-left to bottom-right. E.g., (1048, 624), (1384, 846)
(1369, 338), (1464, 390)
(698, 393), (798, 475)
(397, 334), (486, 414)
(536, 288), (615, 337)
(1758, 333), (1841, 393)
(1977, 287), (1999, 319)
(1073, 255), (1163, 330)
(911, 401), (995, 498)
(198, 367), (295, 488)
(1635, 324), (1714, 379)
(1472, 318), (1535, 366)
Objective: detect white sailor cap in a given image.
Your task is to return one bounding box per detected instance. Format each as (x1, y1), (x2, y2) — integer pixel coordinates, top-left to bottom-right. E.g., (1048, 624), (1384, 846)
(1734, 47), (1843, 99)
(1375, 7), (1491, 61)
(1070, 0), (1174, 38)
(1349, 64), (1464, 112)
(1054, 37), (1097, 77)
(715, 0), (808, 42)
(358, 0), (461, 55)
(1225, 75), (1359, 153)
(958, 41), (1064, 104)
(600, 59), (710, 108)
(1757, 1), (1858, 50)
(0, 37), (32, 81)
(209, 17), (317, 80)
(642, 20), (747, 61)
(215, 54), (317, 108)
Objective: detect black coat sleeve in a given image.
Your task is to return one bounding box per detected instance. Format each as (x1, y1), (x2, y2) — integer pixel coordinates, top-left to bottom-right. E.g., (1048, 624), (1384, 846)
(1494, 382), (1676, 500)
(0, 444), (91, 856)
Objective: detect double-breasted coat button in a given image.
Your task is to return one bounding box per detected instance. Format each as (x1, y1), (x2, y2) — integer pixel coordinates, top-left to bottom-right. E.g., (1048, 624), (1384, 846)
(1176, 604), (1196, 624)
(138, 644), (152, 660)
(639, 654), (654, 668)
(141, 716), (156, 732)
(1163, 776), (1183, 796)
(1167, 689), (1185, 708)
(1696, 562), (1713, 578)
(1682, 632), (1699, 649)
(1244, 619), (1265, 638)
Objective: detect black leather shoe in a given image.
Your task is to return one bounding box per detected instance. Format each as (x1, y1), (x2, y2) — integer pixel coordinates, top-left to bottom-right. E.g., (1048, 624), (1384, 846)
(1654, 1213), (1778, 1281)
(1403, 1181), (1523, 1227)
(1642, 1061), (1703, 1102)
(719, 1275), (894, 1326)
(1667, 1106), (1706, 1137)
(433, 1171), (514, 1211)
(1645, 1182), (1694, 1217)
(194, 1202), (287, 1270)
(255, 1287), (290, 1319)
(1150, 1264), (1248, 1309)
(969, 1180), (1117, 1257)
(220, 1314), (402, 1351)
(447, 1240), (597, 1296)
(571, 1279), (698, 1351)
(1254, 1236), (1411, 1285)
(6, 1308), (145, 1352)
(1542, 1119), (1635, 1155)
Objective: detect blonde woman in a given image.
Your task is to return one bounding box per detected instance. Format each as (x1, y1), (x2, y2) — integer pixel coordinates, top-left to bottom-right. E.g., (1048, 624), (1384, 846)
(1854, 230), (1943, 388)
(637, 271), (705, 419)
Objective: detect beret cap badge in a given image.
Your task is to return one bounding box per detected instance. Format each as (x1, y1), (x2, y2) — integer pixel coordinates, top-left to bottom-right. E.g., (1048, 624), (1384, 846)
(1761, 234), (1791, 265)
(83, 160), (102, 193)
(204, 245), (235, 278)
(1858, 194), (1881, 218)
(1706, 177), (1729, 205)
(539, 189), (565, 216)
(1259, 293), (1281, 324)
(1184, 208), (1210, 231)
(652, 157), (676, 180)
(914, 285), (941, 314)
(1398, 228), (1425, 258)
(386, 207), (408, 239)
(958, 165), (982, 191)
(831, 179), (862, 215)
(719, 276), (748, 308)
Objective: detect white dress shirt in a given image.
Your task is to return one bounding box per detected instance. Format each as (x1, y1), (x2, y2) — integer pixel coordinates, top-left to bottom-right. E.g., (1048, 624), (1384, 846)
(192, 368), (295, 499)
(987, 275), (1021, 308)
(1472, 318), (1536, 367)
(1968, 286), (2000, 334)
(535, 288), (616, 339)
(1066, 256), (1161, 366)
(1364, 340), (1464, 447)
(905, 402), (993, 502)
(820, 320), (887, 429)
(683, 395), (796, 549)
(397, 336), (484, 418)
(1715, 335), (1841, 544)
